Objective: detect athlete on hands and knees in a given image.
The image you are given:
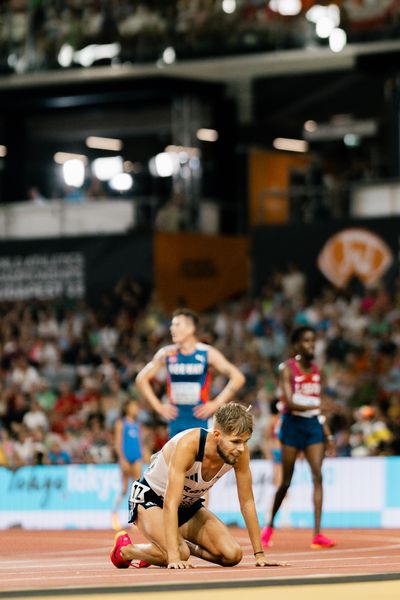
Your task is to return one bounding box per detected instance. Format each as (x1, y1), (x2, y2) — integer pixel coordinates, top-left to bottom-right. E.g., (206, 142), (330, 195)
(136, 308), (246, 438)
(261, 326), (336, 550)
(111, 399), (143, 531)
(110, 403), (285, 569)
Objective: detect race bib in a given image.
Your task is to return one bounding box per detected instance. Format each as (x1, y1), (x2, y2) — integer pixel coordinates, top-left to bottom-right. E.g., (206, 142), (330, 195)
(129, 481), (150, 504)
(170, 382), (201, 405)
(293, 393), (320, 408)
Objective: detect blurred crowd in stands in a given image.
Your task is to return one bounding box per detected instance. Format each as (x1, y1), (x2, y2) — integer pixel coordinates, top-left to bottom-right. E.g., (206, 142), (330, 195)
(1, 266), (399, 469)
(1, 0), (400, 75)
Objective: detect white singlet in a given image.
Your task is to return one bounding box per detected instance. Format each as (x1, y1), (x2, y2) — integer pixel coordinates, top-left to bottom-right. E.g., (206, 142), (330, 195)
(144, 428), (232, 507)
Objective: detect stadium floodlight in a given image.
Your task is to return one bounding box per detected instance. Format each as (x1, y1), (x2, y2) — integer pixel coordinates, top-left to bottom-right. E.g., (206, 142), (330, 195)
(222, 0), (236, 14)
(316, 16), (335, 38)
(54, 152), (87, 165)
(269, 0), (301, 17)
(74, 43), (121, 68)
(329, 28), (347, 53)
(109, 173), (133, 192)
(273, 137), (308, 153)
(196, 128), (219, 142)
(92, 156), (123, 181)
(58, 44), (74, 68)
(148, 152), (180, 178)
(162, 47), (176, 65)
(63, 159), (85, 188)
(86, 136), (123, 152)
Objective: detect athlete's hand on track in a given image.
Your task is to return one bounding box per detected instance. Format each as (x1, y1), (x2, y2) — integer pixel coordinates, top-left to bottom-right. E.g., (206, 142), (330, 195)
(255, 553), (288, 567)
(159, 404), (178, 421)
(193, 403), (217, 419)
(167, 560), (194, 569)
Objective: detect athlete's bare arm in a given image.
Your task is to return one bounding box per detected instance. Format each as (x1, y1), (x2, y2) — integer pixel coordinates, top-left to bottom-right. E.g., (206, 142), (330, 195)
(234, 449), (284, 567)
(135, 348), (178, 421)
(280, 363), (317, 413)
(318, 371), (336, 457)
(193, 346), (245, 419)
(163, 431), (198, 568)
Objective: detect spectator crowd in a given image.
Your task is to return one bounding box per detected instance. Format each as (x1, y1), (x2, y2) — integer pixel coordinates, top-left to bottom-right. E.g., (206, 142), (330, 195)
(1, 1), (400, 75)
(0, 265), (399, 469)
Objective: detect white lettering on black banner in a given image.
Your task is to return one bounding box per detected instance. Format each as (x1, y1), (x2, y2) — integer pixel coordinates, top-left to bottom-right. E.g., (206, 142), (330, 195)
(0, 253), (85, 300)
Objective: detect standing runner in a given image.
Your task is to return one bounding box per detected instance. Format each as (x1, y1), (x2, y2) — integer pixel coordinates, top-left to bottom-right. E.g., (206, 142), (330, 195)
(111, 399), (143, 530)
(136, 308), (245, 438)
(261, 326), (336, 549)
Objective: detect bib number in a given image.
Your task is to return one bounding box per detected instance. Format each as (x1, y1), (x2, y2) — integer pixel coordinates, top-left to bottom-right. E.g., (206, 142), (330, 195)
(129, 481), (150, 504)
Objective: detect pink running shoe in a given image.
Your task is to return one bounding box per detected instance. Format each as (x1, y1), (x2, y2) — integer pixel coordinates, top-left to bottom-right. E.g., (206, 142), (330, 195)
(110, 530), (132, 568)
(261, 526), (274, 548)
(132, 560), (151, 569)
(311, 533), (336, 549)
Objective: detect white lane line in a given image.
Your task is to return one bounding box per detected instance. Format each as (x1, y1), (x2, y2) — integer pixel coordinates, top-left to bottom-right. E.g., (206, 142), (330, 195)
(245, 543), (400, 557)
(0, 547), (111, 558)
(2, 559), (400, 583)
(3, 540), (399, 568)
(2, 545), (400, 571)
(0, 559), (108, 568)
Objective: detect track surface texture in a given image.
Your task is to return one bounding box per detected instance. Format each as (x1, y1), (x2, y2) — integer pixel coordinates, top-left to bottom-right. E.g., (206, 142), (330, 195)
(1, 528), (400, 597)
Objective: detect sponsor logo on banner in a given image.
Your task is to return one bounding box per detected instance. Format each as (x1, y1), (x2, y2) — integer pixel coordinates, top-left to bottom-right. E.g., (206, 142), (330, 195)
(1, 459), (399, 529)
(0, 253), (85, 301)
(318, 228), (393, 287)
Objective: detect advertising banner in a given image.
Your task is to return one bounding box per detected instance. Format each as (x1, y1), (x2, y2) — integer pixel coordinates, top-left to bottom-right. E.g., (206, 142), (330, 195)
(317, 228), (394, 288)
(155, 232), (249, 312)
(252, 217), (400, 296)
(0, 233), (153, 302)
(209, 457), (398, 529)
(1, 458), (400, 530)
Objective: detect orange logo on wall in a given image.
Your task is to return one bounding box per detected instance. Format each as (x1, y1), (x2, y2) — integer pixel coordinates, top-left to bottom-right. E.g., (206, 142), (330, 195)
(318, 228), (393, 287)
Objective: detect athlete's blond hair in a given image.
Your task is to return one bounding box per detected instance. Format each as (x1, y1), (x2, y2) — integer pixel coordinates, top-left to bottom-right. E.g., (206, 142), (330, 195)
(214, 403), (253, 435)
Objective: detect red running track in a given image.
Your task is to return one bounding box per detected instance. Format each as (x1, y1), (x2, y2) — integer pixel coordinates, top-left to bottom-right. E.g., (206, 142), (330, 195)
(1, 528), (400, 594)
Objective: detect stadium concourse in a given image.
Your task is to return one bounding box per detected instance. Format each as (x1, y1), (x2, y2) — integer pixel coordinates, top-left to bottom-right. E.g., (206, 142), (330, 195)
(0, 528), (400, 599)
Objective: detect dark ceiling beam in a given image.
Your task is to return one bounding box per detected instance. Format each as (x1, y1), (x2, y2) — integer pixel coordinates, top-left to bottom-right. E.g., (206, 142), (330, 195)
(269, 71), (364, 120)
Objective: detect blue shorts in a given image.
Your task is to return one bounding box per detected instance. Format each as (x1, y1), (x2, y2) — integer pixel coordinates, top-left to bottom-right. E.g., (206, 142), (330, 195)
(123, 443), (142, 463)
(279, 414), (324, 450)
(168, 411), (208, 439)
(270, 448), (282, 464)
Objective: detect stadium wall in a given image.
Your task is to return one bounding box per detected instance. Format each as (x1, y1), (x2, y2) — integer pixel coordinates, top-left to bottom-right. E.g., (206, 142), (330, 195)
(1, 458), (399, 530)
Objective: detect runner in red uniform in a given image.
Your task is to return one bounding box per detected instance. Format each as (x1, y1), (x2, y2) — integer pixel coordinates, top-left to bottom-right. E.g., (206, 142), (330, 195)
(261, 326), (336, 549)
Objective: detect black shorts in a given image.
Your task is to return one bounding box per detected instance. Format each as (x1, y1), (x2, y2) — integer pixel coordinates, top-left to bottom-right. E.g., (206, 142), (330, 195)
(128, 478), (204, 526)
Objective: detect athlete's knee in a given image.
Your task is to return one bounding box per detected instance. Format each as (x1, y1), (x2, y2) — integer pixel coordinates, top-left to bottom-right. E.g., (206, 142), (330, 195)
(312, 471), (323, 486)
(279, 480), (291, 492)
(220, 542), (242, 567)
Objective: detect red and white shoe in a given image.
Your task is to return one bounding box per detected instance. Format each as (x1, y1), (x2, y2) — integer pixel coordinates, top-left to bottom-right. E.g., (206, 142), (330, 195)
(132, 560), (151, 569)
(261, 526), (274, 548)
(311, 533), (336, 549)
(110, 530), (132, 568)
